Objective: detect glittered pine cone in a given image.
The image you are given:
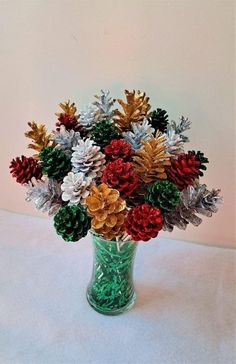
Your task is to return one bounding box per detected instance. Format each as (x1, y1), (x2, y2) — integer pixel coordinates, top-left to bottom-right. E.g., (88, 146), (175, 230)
(166, 152), (201, 191)
(125, 203), (163, 241)
(39, 146), (71, 180)
(9, 155), (42, 184)
(189, 150), (209, 176)
(145, 180), (180, 213)
(101, 158), (139, 199)
(54, 204), (91, 242)
(56, 114), (82, 132)
(55, 101), (82, 132)
(71, 139), (106, 179)
(91, 120), (120, 148)
(148, 108), (168, 133)
(85, 183), (127, 240)
(104, 139), (133, 161)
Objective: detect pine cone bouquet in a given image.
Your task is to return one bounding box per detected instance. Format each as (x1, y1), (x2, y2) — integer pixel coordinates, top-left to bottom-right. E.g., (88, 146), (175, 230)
(9, 88), (221, 244)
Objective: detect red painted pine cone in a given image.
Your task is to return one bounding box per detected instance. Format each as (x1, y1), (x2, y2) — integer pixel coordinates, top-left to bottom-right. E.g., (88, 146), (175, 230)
(101, 158), (139, 198)
(125, 203), (163, 241)
(9, 155), (42, 184)
(166, 152), (201, 190)
(104, 139), (133, 161)
(56, 114), (82, 132)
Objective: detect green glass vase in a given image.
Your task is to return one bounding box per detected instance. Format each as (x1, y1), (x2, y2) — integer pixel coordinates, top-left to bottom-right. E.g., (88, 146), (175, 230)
(87, 233), (138, 315)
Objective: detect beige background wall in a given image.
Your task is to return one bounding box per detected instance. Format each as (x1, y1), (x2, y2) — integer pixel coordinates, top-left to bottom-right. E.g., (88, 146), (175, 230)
(0, 0), (235, 247)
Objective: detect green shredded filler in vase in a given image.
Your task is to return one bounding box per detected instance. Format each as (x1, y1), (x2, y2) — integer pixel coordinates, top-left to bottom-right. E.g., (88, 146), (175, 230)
(87, 232), (138, 315)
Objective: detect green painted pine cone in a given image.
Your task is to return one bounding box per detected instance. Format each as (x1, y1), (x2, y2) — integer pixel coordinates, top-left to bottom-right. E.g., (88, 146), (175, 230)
(54, 204), (91, 242)
(91, 120), (119, 148)
(148, 108), (168, 133)
(145, 180), (180, 213)
(189, 150), (209, 176)
(39, 146), (71, 180)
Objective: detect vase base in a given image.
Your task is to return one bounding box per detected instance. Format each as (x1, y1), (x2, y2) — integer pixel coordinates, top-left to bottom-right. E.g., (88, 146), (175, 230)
(86, 292), (136, 316)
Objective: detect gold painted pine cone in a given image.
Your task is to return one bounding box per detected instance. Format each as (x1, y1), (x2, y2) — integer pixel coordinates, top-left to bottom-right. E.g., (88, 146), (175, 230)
(114, 90), (151, 131)
(85, 183), (127, 240)
(133, 131), (171, 183)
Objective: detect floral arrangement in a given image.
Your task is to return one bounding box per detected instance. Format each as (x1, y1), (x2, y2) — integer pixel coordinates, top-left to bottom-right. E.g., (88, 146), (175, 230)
(10, 90), (222, 243)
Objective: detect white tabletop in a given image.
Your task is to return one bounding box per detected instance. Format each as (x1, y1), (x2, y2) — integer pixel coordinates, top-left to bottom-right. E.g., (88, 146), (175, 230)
(0, 209), (235, 364)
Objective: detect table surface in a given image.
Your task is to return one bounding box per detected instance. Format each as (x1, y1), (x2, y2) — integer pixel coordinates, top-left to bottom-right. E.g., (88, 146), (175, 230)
(0, 209), (235, 364)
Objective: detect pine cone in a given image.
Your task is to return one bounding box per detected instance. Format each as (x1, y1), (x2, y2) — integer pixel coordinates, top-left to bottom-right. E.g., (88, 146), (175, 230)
(61, 172), (93, 205)
(104, 139), (133, 161)
(85, 183), (127, 240)
(25, 122), (56, 158)
(101, 158), (139, 198)
(39, 146), (71, 180)
(79, 104), (97, 134)
(125, 204), (163, 241)
(10, 156), (42, 184)
(55, 101), (82, 132)
(181, 183), (222, 216)
(93, 90), (115, 121)
(133, 131), (171, 183)
(163, 204), (200, 232)
(148, 108), (168, 133)
(189, 150), (209, 176)
(51, 125), (81, 153)
(169, 116), (191, 142)
(71, 138), (106, 178)
(166, 152), (201, 190)
(26, 177), (62, 215)
(114, 90), (151, 131)
(122, 119), (154, 150)
(91, 120), (119, 148)
(54, 204), (91, 242)
(145, 180), (180, 213)
(163, 124), (185, 156)
(163, 184), (222, 232)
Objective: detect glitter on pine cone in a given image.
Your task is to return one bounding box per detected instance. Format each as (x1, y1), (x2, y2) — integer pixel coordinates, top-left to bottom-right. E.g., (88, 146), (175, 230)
(145, 180), (180, 213)
(90, 120), (120, 148)
(54, 204), (91, 242)
(189, 150), (209, 176)
(9, 156), (42, 184)
(55, 101), (82, 132)
(101, 158), (139, 198)
(148, 108), (168, 133)
(56, 114), (82, 132)
(166, 152), (201, 190)
(85, 183), (127, 240)
(125, 203), (163, 241)
(39, 146), (71, 180)
(103, 139), (133, 161)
